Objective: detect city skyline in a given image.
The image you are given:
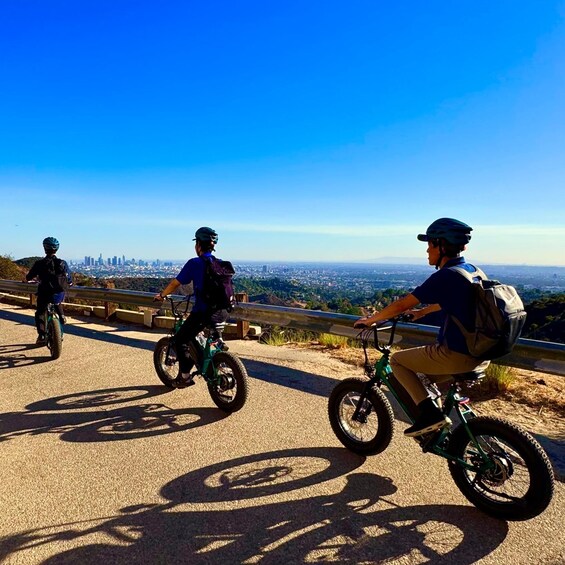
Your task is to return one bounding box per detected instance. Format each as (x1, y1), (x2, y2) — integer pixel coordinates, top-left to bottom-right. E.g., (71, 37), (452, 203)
(1, 2), (564, 266)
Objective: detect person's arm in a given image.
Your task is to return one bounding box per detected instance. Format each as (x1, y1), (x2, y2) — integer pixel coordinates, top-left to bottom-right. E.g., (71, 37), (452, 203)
(407, 303), (441, 321)
(354, 293), (420, 328)
(154, 278), (181, 301)
(25, 262), (38, 282)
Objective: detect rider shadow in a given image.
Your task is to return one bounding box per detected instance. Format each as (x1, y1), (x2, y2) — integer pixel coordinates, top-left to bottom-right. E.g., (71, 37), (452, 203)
(0, 448), (509, 564)
(0, 386), (228, 444)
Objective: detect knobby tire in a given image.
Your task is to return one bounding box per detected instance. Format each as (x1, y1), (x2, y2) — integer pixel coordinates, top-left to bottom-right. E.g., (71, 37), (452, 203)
(328, 377), (395, 455)
(207, 351), (249, 413)
(47, 317), (63, 360)
(447, 416), (554, 520)
(153, 337), (179, 389)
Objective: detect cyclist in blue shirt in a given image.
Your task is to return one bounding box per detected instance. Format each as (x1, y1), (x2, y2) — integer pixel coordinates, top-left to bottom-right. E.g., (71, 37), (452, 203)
(26, 237), (73, 345)
(354, 218), (486, 437)
(154, 227), (230, 388)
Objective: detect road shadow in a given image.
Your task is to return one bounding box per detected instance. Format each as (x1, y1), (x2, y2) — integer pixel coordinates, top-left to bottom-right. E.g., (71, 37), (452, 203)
(0, 386), (228, 443)
(0, 343), (52, 368)
(0, 448), (509, 564)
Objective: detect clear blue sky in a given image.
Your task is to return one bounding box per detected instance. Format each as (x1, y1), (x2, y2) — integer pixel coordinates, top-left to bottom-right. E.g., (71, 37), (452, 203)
(1, 1), (564, 265)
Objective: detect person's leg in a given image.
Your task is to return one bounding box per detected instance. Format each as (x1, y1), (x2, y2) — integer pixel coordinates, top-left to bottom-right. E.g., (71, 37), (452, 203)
(53, 292), (66, 324)
(391, 343), (481, 436)
(174, 312), (206, 378)
(35, 294), (49, 341)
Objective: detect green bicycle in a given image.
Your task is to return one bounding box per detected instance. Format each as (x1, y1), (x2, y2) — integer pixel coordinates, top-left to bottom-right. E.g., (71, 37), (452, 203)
(153, 297), (249, 413)
(328, 316), (554, 520)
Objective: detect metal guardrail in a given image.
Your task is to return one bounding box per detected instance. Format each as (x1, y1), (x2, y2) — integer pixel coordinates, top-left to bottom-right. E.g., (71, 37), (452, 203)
(1, 279), (564, 376)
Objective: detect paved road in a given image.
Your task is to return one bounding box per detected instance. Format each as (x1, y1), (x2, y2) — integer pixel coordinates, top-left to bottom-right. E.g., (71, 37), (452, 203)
(0, 303), (563, 564)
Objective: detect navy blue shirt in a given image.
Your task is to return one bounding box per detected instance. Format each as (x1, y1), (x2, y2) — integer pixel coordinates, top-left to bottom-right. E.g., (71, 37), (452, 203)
(175, 252), (215, 313)
(411, 257), (479, 354)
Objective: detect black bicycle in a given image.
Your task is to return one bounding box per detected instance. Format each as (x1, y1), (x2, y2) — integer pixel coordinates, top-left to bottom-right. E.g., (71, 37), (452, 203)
(328, 316), (555, 520)
(153, 297), (249, 413)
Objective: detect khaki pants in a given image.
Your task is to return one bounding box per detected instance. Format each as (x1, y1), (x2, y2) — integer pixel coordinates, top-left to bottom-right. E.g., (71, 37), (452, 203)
(390, 343), (486, 405)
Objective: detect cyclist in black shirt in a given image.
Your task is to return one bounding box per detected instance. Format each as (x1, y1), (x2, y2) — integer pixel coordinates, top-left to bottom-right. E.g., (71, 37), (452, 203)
(26, 237), (73, 344)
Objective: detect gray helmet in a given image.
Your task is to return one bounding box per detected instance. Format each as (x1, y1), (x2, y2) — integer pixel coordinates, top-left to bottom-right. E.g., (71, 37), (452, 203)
(417, 218), (472, 246)
(193, 226), (219, 244)
(42, 236), (60, 253)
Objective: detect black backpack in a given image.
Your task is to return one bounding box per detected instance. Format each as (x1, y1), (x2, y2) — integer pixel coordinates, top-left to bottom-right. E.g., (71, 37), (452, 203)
(448, 266), (527, 360)
(202, 257), (236, 312)
(44, 257), (69, 293)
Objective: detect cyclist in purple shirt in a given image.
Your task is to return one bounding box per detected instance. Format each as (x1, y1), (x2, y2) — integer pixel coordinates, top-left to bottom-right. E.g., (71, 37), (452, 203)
(354, 218), (487, 437)
(154, 227), (229, 388)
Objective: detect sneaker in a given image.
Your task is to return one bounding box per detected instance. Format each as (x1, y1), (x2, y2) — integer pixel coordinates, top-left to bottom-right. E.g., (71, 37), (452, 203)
(404, 398), (451, 437)
(36, 334), (46, 346)
(60, 316), (67, 325)
(172, 373), (195, 389)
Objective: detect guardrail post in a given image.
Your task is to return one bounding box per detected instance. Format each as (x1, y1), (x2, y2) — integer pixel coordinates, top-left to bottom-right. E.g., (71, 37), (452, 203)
(30, 293), (37, 307)
(104, 301), (117, 321)
(235, 292), (249, 339)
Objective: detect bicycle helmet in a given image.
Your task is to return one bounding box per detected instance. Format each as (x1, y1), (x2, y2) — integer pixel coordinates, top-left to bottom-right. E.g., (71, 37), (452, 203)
(193, 227), (219, 244)
(43, 236), (60, 253)
(417, 218), (472, 246)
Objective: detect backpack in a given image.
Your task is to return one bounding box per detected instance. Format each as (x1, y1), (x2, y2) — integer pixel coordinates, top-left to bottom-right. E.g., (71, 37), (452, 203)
(448, 266), (527, 360)
(45, 256), (69, 293)
(202, 257), (236, 312)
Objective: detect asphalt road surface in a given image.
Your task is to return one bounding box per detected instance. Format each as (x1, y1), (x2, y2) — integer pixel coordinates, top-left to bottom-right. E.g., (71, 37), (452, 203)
(0, 303), (563, 564)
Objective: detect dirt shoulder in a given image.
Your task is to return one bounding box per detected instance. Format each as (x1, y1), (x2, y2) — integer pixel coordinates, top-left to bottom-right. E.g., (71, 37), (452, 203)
(287, 341), (565, 442)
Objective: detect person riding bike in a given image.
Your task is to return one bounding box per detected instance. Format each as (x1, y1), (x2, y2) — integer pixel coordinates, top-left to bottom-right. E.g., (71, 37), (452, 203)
(354, 218), (487, 437)
(25, 237), (73, 345)
(154, 227), (230, 388)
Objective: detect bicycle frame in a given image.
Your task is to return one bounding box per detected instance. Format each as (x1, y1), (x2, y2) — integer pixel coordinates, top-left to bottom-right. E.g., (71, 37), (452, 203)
(45, 303), (63, 337)
(356, 319), (497, 474)
(165, 297), (223, 384)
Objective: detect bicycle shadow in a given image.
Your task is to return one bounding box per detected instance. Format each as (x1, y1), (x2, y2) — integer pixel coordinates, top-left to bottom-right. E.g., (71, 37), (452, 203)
(0, 386), (228, 444)
(0, 343), (52, 368)
(0, 448), (509, 564)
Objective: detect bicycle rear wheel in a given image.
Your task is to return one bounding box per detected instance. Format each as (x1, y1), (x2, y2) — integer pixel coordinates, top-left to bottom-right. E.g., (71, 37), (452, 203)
(207, 352), (249, 413)
(447, 416), (554, 520)
(328, 377), (395, 455)
(47, 317), (63, 359)
(153, 337), (179, 388)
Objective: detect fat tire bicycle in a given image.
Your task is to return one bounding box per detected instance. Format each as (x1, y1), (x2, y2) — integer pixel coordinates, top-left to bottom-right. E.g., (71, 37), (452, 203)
(153, 297), (249, 413)
(328, 316), (555, 521)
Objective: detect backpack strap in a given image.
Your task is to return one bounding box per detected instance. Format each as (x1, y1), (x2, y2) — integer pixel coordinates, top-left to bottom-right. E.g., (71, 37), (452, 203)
(448, 264), (487, 283)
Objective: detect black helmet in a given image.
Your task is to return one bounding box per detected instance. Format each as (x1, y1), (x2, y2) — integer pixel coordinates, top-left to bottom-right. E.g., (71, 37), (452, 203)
(43, 236), (60, 253)
(417, 218), (472, 246)
(193, 226), (219, 244)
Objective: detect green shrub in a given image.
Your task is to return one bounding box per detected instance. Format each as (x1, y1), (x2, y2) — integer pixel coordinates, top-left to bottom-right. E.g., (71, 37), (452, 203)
(482, 363), (516, 393)
(318, 333), (351, 349)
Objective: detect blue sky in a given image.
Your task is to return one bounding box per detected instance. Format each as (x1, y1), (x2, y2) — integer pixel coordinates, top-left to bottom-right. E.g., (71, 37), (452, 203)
(1, 1), (564, 265)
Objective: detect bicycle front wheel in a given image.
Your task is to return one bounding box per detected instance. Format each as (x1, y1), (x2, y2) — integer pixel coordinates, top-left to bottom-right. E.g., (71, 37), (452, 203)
(153, 337), (179, 388)
(47, 317), (63, 359)
(328, 377), (395, 455)
(207, 352), (249, 413)
(447, 416), (554, 520)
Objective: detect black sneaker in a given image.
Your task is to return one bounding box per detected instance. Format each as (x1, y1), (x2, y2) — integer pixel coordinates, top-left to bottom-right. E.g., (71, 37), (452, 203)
(36, 334), (46, 346)
(173, 374), (195, 388)
(404, 413), (451, 437)
(60, 316), (67, 325)
(404, 398), (451, 437)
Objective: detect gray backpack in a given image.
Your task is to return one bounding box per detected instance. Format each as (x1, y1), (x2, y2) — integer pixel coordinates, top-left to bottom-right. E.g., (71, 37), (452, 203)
(449, 266), (527, 360)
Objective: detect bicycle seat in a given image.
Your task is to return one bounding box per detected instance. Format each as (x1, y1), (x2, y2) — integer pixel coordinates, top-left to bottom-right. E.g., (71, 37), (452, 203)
(452, 369), (486, 382)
